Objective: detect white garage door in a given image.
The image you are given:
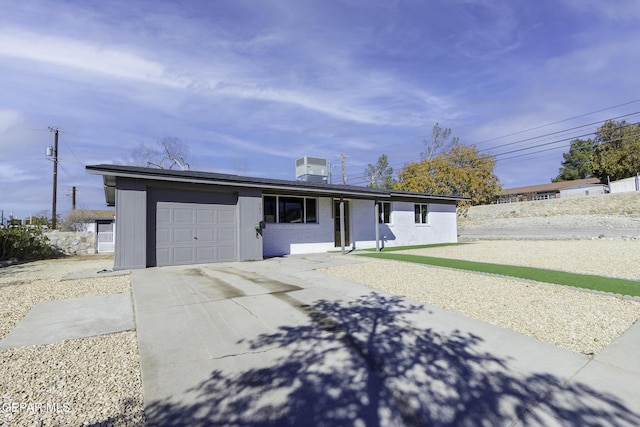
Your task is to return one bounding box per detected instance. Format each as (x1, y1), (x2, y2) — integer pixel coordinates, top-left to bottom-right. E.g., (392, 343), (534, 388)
(150, 190), (238, 266)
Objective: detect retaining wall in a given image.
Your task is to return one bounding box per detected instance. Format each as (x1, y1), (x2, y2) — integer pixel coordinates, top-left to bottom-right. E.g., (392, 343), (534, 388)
(464, 191), (640, 220)
(45, 231), (97, 255)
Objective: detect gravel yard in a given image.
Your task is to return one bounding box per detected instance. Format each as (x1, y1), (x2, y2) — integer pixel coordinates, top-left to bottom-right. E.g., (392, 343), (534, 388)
(1, 332), (144, 426)
(0, 255), (144, 426)
(0, 256), (131, 339)
(3, 240), (640, 424)
(402, 239), (640, 281)
(325, 239), (640, 355)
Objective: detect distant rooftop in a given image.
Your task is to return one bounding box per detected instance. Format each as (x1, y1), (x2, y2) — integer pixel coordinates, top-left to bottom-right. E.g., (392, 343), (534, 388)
(501, 178), (601, 196)
(71, 209), (115, 220)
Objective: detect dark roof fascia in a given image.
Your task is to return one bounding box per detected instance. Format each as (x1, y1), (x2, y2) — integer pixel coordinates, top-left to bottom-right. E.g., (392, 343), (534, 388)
(388, 191), (465, 203)
(86, 164), (468, 204)
(87, 164), (386, 198)
(100, 174), (116, 207)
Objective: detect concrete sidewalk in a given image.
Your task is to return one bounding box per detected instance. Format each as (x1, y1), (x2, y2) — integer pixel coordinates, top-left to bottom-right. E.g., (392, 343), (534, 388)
(132, 254), (640, 426)
(0, 292), (134, 349)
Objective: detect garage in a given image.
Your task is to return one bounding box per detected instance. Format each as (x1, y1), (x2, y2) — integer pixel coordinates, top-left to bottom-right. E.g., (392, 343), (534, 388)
(147, 189), (238, 267)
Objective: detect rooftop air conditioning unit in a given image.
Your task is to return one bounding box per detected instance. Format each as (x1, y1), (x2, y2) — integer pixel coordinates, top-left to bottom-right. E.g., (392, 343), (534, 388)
(296, 157), (329, 183)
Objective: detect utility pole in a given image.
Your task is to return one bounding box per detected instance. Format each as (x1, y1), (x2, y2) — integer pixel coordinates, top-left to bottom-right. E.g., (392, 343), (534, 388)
(72, 186), (76, 211)
(341, 153), (347, 185)
(47, 127), (59, 229)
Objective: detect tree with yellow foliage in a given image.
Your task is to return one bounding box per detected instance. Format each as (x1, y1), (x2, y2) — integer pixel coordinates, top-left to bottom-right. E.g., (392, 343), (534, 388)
(396, 141), (501, 208)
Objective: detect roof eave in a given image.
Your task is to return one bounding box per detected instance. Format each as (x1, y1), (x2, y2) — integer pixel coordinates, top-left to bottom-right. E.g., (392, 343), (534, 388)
(86, 164), (468, 204)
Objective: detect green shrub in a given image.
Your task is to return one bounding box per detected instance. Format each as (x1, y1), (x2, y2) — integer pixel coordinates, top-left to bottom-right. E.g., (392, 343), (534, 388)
(0, 227), (59, 262)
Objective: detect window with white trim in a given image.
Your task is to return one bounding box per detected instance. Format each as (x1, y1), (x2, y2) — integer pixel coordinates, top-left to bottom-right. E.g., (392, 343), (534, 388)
(414, 203), (428, 224)
(263, 195), (318, 224)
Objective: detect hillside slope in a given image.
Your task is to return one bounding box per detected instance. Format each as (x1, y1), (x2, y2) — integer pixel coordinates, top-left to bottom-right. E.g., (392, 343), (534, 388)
(458, 192), (640, 240)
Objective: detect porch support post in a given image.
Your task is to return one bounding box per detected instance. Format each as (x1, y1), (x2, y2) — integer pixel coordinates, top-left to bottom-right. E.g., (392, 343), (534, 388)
(374, 201), (380, 252)
(340, 196), (346, 254)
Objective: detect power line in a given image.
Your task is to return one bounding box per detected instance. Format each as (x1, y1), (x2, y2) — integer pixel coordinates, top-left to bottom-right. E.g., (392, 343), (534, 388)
(491, 130), (594, 157)
(477, 111), (640, 154)
(496, 130), (640, 162)
(472, 98), (640, 146)
(492, 122), (640, 158)
(495, 146), (569, 162)
(346, 117), (640, 185)
(57, 162), (75, 179)
(60, 138), (85, 169)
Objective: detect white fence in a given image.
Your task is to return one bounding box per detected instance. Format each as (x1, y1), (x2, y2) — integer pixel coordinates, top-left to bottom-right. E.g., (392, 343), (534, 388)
(97, 231), (115, 253)
(609, 176), (640, 194)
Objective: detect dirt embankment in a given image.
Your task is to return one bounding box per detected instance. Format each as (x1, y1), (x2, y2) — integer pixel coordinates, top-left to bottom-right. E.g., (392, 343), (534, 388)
(458, 192), (640, 240)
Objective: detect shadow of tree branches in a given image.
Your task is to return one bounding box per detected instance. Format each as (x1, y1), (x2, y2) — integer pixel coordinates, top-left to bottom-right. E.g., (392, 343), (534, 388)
(145, 293), (640, 426)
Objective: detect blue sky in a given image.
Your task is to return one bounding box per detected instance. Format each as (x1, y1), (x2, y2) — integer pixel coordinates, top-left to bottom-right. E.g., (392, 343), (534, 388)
(1, 0), (639, 219)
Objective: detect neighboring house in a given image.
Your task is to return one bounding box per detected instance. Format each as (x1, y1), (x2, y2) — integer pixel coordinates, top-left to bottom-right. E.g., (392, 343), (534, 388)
(86, 164), (467, 270)
(497, 178), (601, 203)
(72, 209), (116, 253)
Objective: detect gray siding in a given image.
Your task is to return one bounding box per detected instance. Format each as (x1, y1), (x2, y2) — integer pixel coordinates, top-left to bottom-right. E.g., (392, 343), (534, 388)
(114, 179), (263, 269)
(238, 188), (264, 261)
(114, 179), (147, 270)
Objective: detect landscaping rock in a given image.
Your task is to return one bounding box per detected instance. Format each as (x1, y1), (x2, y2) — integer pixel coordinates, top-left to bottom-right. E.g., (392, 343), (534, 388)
(44, 231), (97, 256)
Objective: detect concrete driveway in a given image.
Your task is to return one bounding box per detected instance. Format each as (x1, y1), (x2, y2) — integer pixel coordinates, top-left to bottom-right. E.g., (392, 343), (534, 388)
(131, 254), (640, 426)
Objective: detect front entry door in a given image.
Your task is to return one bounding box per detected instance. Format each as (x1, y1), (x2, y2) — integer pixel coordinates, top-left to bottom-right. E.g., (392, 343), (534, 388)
(334, 200), (350, 247)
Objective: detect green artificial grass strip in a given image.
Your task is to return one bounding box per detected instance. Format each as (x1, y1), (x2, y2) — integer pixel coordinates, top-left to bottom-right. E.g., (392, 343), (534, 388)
(361, 243), (468, 252)
(358, 252), (640, 297)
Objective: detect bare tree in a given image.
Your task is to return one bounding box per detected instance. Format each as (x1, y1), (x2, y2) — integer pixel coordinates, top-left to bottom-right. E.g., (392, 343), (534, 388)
(234, 159), (247, 175)
(364, 154), (395, 188)
(422, 123), (458, 161)
(121, 137), (190, 170)
(59, 209), (95, 232)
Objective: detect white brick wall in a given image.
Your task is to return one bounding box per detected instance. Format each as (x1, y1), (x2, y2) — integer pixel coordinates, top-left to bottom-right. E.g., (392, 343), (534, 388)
(382, 202), (457, 248)
(262, 197), (458, 257)
(262, 198), (334, 257)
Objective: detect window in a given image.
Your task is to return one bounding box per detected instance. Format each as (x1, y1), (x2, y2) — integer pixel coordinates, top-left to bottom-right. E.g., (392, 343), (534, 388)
(305, 198), (317, 223)
(414, 204), (428, 224)
(279, 197), (304, 223)
(264, 196), (276, 223)
(263, 195), (318, 224)
(377, 202), (391, 224)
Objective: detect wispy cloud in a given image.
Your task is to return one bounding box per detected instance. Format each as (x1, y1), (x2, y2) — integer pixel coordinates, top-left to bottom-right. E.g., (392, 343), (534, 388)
(0, 29), (448, 128)
(561, 0), (640, 20)
(0, 29), (185, 88)
(0, 109), (23, 133)
(203, 131), (297, 160)
(450, 0), (523, 59)
(0, 162), (39, 183)
(544, 37), (640, 80)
